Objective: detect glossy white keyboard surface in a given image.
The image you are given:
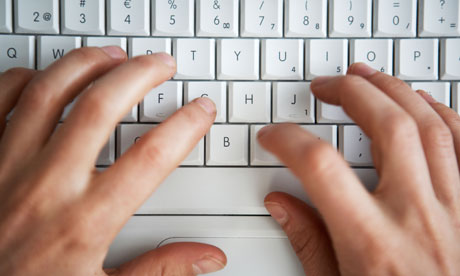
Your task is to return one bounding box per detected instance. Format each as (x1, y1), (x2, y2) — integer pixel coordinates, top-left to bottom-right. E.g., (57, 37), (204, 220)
(2, 1), (459, 272)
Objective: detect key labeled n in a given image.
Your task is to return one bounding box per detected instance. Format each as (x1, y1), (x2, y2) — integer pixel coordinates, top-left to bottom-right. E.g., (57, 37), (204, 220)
(52, 48), (65, 59)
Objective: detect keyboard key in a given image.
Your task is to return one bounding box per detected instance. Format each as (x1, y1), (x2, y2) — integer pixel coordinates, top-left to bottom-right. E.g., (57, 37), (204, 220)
(305, 39), (347, 80)
(316, 102), (353, 123)
(185, 81), (227, 123)
(83, 37), (127, 51)
(229, 82), (271, 123)
(140, 81), (183, 123)
(410, 82), (451, 107)
(300, 125), (338, 148)
(441, 39), (460, 80)
(62, 0), (105, 35)
(250, 125), (283, 166)
(262, 39), (303, 80)
(273, 82), (315, 123)
(395, 39), (438, 80)
(285, 0), (327, 38)
(374, 0), (416, 37)
(37, 36), (81, 70)
(340, 125), (373, 166)
(0, 35), (35, 71)
(206, 125), (249, 166)
(329, 0), (372, 37)
(0, 0), (12, 33)
(173, 39), (215, 80)
(419, 0), (460, 37)
(14, 0), (59, 34)
(350, 39), (393, 75)
(217, 39), (259, 80)
(454, 83), (459, 114)
(117, 124), (202, 166)
(97, 133), (115, 166)
(133, 167), (377, 214)
(241, 0), (283, 37)
(107, 0), (149, 36)
(128, 38), (171, 58)
(152, 0), (194, 37)
(197, 0), (239, 37)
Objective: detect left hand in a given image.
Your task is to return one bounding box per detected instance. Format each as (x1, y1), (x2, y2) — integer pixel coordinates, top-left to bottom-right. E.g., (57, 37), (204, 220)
(0, 47), (226, 275)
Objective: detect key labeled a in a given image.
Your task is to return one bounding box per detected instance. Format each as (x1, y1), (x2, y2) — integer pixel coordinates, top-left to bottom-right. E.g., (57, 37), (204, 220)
(262, 39), (303, 80)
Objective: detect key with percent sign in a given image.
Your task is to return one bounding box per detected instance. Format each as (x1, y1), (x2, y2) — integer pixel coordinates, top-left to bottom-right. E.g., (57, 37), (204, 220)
(197, 0), (239, 37)
(153, 0), (194, 36)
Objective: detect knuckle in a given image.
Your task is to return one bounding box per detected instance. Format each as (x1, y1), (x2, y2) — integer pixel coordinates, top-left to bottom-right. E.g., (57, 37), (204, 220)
(380, 112), (418, 144)
(422, 123), (453, 150)
(21, 78), (56, 108)
(77, 92), (112, 123)
(301, 142), (339, 178)
(67, 47), (112, 68)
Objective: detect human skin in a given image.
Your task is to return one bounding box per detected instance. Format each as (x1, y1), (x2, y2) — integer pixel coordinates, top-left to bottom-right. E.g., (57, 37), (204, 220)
(0, 47), (459, 275)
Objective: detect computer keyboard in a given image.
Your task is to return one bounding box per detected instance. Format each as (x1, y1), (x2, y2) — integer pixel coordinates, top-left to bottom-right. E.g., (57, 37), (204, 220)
(1, 0), (460, 274)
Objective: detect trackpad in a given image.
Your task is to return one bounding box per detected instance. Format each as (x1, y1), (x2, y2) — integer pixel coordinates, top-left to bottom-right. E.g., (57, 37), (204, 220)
(159, 237), (304, 275)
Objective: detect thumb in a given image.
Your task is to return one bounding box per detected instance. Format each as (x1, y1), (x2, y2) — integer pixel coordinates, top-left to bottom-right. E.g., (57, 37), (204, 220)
(265, 192), (340, 276)
(105, 242), (226, 276)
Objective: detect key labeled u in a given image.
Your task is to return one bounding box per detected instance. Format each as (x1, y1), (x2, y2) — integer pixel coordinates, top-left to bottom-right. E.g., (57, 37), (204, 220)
(278, 51), (287, 62)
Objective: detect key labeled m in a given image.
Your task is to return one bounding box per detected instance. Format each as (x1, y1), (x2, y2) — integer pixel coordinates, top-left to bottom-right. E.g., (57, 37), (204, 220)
(52, 48), (65, 59)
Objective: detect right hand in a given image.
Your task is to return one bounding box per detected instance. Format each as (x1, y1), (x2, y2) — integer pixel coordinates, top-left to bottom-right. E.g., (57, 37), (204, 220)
(259, 63), (460, 275)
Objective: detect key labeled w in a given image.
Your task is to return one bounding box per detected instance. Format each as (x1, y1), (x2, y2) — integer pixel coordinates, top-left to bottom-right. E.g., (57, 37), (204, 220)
(52, 49), (65, 59)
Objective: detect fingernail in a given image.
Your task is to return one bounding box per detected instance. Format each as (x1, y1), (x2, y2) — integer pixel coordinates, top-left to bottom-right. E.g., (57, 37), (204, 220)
(265, 202), (288, 226)
(257, 125), (274, 140)
(195, 97), (216, 115)
(416, 89), (437, 104)
(349, 62), (377, 77)
(193, 256), (225, 275)
(156, 52), (176, 68)
(311, 76), (335, 88)
(101, 46), (126, 60)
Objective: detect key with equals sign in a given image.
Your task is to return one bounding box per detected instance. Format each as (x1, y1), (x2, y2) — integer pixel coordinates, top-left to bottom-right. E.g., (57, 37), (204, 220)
(451, 23), (457, 28)
(393, 2), (400, 8)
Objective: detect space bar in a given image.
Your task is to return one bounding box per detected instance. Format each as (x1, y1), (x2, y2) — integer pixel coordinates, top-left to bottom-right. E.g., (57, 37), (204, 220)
(135, 168), (377, 215)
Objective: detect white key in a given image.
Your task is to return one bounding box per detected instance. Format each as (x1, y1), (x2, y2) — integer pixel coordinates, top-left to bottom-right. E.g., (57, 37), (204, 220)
(97, 133), (115, 166)
(217, 39), (259, 80)
(410, 82), (451, 107)
(182, 138), (205, 166)
(206, 125), (248, 166)
(197, 0), (238, 37)
(300, 125), (338, 148)
(250, 125), (282, 166)
(0, 35), (35, 71)
(62, 0), (105, 35)
(419, 0), (460, 37)
(152, 0), (194, 36)
(454, 83), (459, 114)
(262, 39), (303, 80)
(350, 39), (393, 75)
(241, 0), (283, 37)
(441, 39), (460, 80)
(117, 124), (201, 166)
(395, 39), (438, 80)
(83, 37), (127, 52)
(285, 0), (327, 38)
(38, 36), (81, 70)
(128, 38), (171, 58)
(173, 39), (215, 80)
(131, 168), (376, 214)
(317, 102), (353, 123)
(340, 125), (373, 166)
(229, 82), (271, 123)
(305, 39), (347, 80)
(108, 0), (149, 36)
(273, 82), (315, 123)
(0, 0), (12, 33)
(185, 81), (227, 123)
(140, 81), (183, 122)
(329, 0), (372, 37)
(15, 0), (59, 34)
(374, 0), (417, 37)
